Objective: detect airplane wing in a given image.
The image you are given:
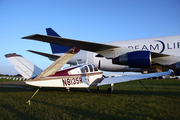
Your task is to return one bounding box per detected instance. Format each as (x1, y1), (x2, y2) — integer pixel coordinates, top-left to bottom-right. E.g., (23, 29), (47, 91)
(98, 69), (174, 86)
(22, 34), (119, 52)
(22, 34), (168, 59)
(27, 50), (60, 60)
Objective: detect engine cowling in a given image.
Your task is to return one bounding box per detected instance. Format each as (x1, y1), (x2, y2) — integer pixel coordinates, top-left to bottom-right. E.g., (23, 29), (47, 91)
(169, 62), (180, 71)
(112, 51), (151, 68)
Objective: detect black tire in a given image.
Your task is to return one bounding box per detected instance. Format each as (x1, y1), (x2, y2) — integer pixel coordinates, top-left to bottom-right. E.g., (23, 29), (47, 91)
(107, 88), (112, 93)
(97, 86), (100, 90)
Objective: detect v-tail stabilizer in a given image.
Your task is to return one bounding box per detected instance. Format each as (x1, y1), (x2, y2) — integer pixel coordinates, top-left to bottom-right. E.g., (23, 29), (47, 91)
(33, 47), (80, 80)
(5, 53), (43, 79)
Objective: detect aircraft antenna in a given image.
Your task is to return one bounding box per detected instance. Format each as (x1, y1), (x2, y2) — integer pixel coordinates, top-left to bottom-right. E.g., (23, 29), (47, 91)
(86, 58), (89, 64)
(76, 60), (79, 65)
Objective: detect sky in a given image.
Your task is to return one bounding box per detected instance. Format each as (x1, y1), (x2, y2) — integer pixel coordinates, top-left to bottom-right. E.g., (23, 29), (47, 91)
(0, 0), (180, 75)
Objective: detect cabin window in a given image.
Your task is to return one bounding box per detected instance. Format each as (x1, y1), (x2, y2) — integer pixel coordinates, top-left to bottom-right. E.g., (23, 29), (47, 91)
(88, 65), (93, 72)
(81, 66), (89, 73)
(92, 64), (98, 71)
(84, 66), (89, 73)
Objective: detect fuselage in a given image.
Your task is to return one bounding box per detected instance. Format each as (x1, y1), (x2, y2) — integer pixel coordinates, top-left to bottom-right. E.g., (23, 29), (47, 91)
(25, 63), (103, 88)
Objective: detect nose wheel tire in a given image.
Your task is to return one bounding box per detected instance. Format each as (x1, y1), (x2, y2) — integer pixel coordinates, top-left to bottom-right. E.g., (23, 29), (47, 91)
(107, 88), (112, 94)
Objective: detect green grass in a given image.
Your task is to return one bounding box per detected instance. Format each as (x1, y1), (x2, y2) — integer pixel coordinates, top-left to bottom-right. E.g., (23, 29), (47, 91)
(0, 79), (180, 120)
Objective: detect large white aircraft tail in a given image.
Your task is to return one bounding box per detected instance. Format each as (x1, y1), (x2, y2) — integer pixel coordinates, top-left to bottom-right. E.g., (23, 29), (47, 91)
(46, 28), (71, 54)
(5, 53), (43, 79)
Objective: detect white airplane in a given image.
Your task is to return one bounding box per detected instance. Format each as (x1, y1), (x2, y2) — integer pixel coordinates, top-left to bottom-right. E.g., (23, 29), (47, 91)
(23, 28), (180, 75)
(5, 48), (173, 94)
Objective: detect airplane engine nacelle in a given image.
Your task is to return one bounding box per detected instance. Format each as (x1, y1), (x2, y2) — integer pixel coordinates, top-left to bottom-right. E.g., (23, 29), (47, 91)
(169, 62), (180, 71)
(112, 51), (151, 68)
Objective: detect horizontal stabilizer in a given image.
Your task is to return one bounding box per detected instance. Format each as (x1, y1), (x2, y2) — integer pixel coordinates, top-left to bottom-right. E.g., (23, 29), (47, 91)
(98, 69), (174, 86)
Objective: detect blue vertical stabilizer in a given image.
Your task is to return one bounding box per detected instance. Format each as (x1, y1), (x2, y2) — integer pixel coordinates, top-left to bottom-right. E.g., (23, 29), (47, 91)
(46, 28), (71, 53)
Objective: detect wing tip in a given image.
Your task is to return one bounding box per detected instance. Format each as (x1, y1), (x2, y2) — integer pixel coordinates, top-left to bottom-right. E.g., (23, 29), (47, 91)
(21, 34), (40, 39)
(5, 53), (22, 58)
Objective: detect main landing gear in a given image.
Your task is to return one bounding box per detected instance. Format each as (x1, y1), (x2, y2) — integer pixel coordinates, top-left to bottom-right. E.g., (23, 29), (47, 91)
(97, 86), (100, 90)
(97, 83), (114, 93)
(107, 83), (114, 93)
(101, 75), (114, 93)
(65, 87), (70, 92)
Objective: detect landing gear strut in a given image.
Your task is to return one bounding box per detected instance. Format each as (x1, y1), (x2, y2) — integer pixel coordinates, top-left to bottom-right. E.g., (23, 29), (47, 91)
(107, 83), (114, 93)
(65, 87), (70, 92)
(97, 86), (100, 90)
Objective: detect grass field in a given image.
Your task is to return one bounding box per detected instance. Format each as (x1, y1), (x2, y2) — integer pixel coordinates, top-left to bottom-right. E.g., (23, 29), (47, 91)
(0, 78), (180, 120)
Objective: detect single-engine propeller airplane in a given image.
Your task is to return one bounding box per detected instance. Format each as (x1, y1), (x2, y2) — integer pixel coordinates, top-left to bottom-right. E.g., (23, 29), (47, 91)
(5, 47), (174, 93)
(5, 47), (174, 104)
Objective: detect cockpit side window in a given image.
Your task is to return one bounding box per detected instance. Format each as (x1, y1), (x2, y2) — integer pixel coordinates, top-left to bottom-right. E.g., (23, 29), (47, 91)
(84, 66), (89, 73)
(81, 66), (89, 73)
(92, 64), (98, 71)
(88, 65), (93, 72)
